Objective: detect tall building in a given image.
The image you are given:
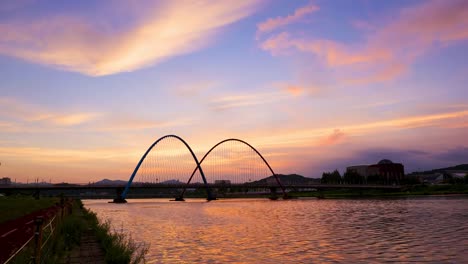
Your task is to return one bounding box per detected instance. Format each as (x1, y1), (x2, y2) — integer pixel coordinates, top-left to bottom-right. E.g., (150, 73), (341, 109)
(346, 159), (404, 184)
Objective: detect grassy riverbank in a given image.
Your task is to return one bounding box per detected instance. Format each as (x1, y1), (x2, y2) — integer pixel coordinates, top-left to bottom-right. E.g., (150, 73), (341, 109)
(0, 196), (58, 223)
(84, 204), (148, 263)
(8, 198), (147, 264)
(54, 200), (147, 263)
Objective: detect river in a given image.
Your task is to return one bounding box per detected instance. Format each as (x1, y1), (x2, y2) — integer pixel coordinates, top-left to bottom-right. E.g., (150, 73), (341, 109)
(84, 196), (468, 263)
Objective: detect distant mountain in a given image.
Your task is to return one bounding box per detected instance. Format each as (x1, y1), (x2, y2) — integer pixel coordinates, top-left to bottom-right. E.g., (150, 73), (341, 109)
(160, 179), (183, 185)
(409, 164), (468, 175)
(129, 179), (185, 186)
(432, 164), (468, 172)
(53, 182), (81, 187)
(92, 179), (128, 186)
(252, 174), (320, 185)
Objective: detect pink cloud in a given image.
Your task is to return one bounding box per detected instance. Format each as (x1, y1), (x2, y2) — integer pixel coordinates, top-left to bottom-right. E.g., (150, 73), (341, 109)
(261, 32), (392, 66)
(319, 129), (346, 146)
(0, 1), (261, 76)
(0, 97), (98, 126)
(260, 0), (468, 84)
(209, 91), (288, 110)
(285, 85), (304, 96)
(257, 3), (319, 35)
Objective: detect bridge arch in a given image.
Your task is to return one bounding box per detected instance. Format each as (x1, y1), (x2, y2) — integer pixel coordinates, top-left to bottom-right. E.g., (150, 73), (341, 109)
(120, 135), (213, 201)
(178, 138), (286, 199)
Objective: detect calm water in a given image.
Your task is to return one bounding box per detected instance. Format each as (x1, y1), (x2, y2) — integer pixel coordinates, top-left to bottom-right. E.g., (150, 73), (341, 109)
(84, 197), (468, 263)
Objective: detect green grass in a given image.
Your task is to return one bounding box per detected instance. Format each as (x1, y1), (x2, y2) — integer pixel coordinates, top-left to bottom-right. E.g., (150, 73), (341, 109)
(0, 196), (59, 223)
(8, 199), (148, 264)
(82, 208), (148, 264)
(9, 199), (84, 264)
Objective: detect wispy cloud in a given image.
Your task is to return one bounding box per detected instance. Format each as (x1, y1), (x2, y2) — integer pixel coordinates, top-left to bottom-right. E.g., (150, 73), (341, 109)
(251, 109), (468, 149)
(209, 90), (293, 111)
(260, 0), (468, 84)
(0, 97), (195, 134)
(433, 146), (468, 163)
(273, 82), (322, 97)
(0, 1), (261, 76)
(0, 97), (98, 127)
(319, 129), (346, 146)
(92, 116), (194, 132)
(174, 80), (218, 98)
(285, 85), (304, 96)
(256, 2), (318, 35)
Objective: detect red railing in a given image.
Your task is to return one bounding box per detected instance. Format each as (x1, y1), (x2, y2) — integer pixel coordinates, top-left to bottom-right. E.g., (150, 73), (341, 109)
(1, 200), (73, 264)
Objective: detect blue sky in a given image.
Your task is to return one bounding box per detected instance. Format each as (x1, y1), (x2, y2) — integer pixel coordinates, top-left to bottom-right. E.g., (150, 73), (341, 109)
(0, 0), (467, 183)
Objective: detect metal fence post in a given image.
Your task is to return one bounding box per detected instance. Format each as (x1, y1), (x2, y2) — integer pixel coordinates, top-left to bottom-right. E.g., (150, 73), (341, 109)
(32, 216), (44, 264)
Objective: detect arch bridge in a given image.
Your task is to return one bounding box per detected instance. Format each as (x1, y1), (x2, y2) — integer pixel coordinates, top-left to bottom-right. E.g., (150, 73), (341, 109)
(117, 135), (287, 202)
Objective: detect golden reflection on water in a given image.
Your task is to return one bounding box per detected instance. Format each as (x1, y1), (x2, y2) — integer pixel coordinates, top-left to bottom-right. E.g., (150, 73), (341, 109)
(84, 197), (468, 263)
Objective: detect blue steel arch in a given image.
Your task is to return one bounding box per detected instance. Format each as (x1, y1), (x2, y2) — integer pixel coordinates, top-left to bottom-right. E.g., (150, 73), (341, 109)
(121, 135), (213, 201)
(178, 138), (287, 199)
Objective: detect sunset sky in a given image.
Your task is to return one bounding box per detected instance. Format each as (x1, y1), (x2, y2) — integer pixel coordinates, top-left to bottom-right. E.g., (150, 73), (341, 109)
(1, 0), (467, 183)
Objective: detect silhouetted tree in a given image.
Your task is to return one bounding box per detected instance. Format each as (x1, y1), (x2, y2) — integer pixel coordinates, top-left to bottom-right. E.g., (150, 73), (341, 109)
(443, 173), (465, 184)
(321, 170), (342, 184)
(443, 173), (453, 184)
(343, 170), (364, 184)
(401, 175), (420, 185)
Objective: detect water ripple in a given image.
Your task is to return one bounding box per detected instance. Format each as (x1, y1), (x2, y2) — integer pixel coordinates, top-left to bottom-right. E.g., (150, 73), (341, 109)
(85, 196), (468, 263)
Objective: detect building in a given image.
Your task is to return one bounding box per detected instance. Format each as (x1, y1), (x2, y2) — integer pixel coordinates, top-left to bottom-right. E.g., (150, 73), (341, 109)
(0, 177), (11, 186)
(346, 159), (404, 184)
(214, 180), (231, 185)
(346, 165), (378, 179)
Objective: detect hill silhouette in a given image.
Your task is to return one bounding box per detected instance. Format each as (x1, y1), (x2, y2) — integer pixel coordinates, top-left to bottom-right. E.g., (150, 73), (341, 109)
(409, 164), (468, 175)
(432, 164), (468, 172)
(251, 174), (320, 185)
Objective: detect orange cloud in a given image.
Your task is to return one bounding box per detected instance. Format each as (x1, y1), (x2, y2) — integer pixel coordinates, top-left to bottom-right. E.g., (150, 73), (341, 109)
(0, 97), (98, 127)
(174, 81), (218, 98)
(344, 63), (407, 85)
(257, 3), (319, 35)
(285, 85), (304, 96)
(319, 129), (345, 146)
(209, 91), (291, 110)
(92, 116), (194, 132)
(0, 1), (261, 76)
(260, 0), (468, 84)
(247, 109), (468, 150)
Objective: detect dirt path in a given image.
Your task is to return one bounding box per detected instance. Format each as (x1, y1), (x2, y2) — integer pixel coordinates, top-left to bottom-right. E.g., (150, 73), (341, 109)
(60, 212), (106, 264)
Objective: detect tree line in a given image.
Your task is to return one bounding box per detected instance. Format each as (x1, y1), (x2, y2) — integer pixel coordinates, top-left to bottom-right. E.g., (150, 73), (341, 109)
(320, 170), (421, 185)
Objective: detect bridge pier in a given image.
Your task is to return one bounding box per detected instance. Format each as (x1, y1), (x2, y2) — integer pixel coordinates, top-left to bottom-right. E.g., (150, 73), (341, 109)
(207, 192), (217, 201)
(112, 187), (127, 203)
(269, 187), (278, 200)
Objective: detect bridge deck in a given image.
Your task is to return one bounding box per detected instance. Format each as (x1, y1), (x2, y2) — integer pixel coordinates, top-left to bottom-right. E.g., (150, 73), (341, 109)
(0, 183), (402, 192)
